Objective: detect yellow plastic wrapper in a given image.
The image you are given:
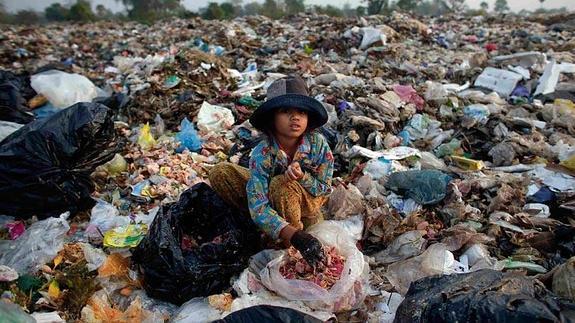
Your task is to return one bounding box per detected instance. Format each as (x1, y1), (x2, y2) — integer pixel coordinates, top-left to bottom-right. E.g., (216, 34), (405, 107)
(451, 156), (485, 171)
(137, 123), (156, 150)
(560, 155), (575, 171)
(103, 224), (148, 248)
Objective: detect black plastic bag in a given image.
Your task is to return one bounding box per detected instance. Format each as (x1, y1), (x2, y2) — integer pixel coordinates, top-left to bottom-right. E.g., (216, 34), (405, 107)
(0, 102), (116, 219)
(132, 183), (262, 305)
(0, 71), (35, 124)
(213, 305), (322, 323)
(394, 269), (575, 323)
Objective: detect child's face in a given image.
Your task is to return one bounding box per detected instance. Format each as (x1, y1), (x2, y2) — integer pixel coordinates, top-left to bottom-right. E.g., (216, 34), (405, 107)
(273, 107), (308, 139)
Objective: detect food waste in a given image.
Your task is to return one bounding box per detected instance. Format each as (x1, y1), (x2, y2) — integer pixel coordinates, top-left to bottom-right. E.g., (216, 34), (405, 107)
(280, 246), (345, 290)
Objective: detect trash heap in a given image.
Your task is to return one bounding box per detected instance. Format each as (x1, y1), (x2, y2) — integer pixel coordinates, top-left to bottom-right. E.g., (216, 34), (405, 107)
(1, 11), (575, 322)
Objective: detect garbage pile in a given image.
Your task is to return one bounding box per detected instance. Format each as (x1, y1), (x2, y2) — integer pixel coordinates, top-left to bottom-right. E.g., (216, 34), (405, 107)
(1, 11), (575, 322)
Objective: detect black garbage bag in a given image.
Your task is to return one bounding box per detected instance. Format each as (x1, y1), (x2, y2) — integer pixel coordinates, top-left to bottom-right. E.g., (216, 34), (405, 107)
(132, 183), (262, 305)
(93, 93), (130, 111)
(0, 102), (116, 219)
(394, 269), (575, 323)
(0, 71), (35, 124)
(213, 305), (322, 323)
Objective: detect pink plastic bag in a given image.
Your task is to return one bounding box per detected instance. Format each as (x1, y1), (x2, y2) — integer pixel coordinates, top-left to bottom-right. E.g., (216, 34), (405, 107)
(393, 84), (425, 110)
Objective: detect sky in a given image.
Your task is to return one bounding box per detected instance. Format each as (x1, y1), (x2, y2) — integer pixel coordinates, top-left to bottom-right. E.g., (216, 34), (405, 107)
(3, 0), (575, 13)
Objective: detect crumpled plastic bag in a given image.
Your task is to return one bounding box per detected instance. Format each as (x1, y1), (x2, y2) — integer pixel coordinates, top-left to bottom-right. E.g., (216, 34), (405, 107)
(374, 231), (427, 265)
(395, 269), (574, 323)
(384, 243), (464, 295)
(30, 70), (100, 109)
(197, 102), (235, 134)
(393, 84), (424, 109)
(0, 70), (36, 124)
(359, 27), (387, 50)
(385, 170), (452, 205)
(0, 213), (69, 274)
(327, 184), (366, 219)
(0, 120), (24, 142)
(85, 200), (130, 242)
(81, 290), (158, 323)
(258, 220), (370, 313)
(170, 297), (223, 323)
(0, 102), (116, 219)
(137, 123), (156, 150)
(175, 118), (202, 152)
(131, 183), (261, 304)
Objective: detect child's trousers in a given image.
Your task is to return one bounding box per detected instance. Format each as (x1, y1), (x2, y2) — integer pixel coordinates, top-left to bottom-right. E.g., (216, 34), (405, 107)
(208, 162), (327, 231)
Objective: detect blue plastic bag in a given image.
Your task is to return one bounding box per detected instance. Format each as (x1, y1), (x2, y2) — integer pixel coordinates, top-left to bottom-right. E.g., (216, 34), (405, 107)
(175, 118), (202, 153)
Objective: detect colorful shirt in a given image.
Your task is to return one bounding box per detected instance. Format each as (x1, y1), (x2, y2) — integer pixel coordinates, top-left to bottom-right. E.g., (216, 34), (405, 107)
(246, 131), (334, 239)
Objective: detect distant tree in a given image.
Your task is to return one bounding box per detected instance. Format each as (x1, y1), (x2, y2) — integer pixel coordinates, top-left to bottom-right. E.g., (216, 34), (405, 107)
(414, 0), (450, 16)
(69, 0), (96, 21)
(243, 1), (263, 15)
(119, 0), (183, 22)
(0, 1), (9, 23)
(355, 5), (367, 16)
(14, 10), (40, 24)
(494, 0), (509, 12)
(219, 2), (236, 18)
(396, 0), (421, 12)
(364, 0), (389, 14)
(46, 3), (70, 21)
(314, 5), (343, 16)
(202, 2), (224, 19)
(284, 0), (305, 15)
(446, 0), (466, 12)
(262, 0), (283, 19)
(480, 1), (488, 10)
(342, 2), (356, 16)
(95, 4), (114, 19)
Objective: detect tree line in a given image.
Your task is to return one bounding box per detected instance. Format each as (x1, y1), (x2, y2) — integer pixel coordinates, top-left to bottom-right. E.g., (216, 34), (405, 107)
(0, 0), (563, 25)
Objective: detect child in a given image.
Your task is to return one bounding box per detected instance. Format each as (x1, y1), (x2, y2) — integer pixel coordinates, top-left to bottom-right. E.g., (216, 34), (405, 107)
(209, 75), (334, 266)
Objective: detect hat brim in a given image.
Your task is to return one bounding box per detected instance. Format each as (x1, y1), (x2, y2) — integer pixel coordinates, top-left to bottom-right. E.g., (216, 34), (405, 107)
(249, 94), (328, 131)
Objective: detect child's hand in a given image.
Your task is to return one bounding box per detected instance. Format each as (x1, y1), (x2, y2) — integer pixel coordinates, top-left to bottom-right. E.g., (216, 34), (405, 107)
(286, 162), (304, 180)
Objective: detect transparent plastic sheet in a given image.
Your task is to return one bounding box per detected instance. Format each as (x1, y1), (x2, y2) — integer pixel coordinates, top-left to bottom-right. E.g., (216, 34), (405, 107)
(374, 230), (427, 265)
(259, 220), (369, 313)
(0, 213), (69, 274)
(384, 243), (464, 295)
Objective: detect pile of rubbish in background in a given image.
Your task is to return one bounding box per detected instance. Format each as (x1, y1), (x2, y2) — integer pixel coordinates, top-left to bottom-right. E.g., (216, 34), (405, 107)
(1, 11), (575, 322)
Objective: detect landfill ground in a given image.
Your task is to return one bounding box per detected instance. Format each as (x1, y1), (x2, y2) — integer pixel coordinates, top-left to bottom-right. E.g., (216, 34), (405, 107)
(1, 11), (575, 322)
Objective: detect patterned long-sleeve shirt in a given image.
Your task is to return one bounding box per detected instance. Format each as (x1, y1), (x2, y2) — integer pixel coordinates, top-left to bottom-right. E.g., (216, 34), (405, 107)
(246, 131), (334, 239)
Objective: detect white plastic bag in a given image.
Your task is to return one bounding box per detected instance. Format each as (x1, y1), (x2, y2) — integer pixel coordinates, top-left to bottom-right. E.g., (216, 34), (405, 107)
(197, 102), (235, 134)
(0, 212), (69, 274)
(259, 220), (369, 313)
(170, 297), (223, 323)
(359, 27), (387, 50)
(30, 70), (100, 108)
(384, 243), (464, 295)
(85, 200), (130, 242)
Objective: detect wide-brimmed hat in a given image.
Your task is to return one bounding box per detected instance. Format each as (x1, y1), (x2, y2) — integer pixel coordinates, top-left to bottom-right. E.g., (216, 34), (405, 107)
(249, 75), (328, 131)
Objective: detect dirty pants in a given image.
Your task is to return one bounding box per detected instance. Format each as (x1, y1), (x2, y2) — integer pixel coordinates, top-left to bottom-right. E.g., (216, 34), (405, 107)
(208, 162), (326, 232)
